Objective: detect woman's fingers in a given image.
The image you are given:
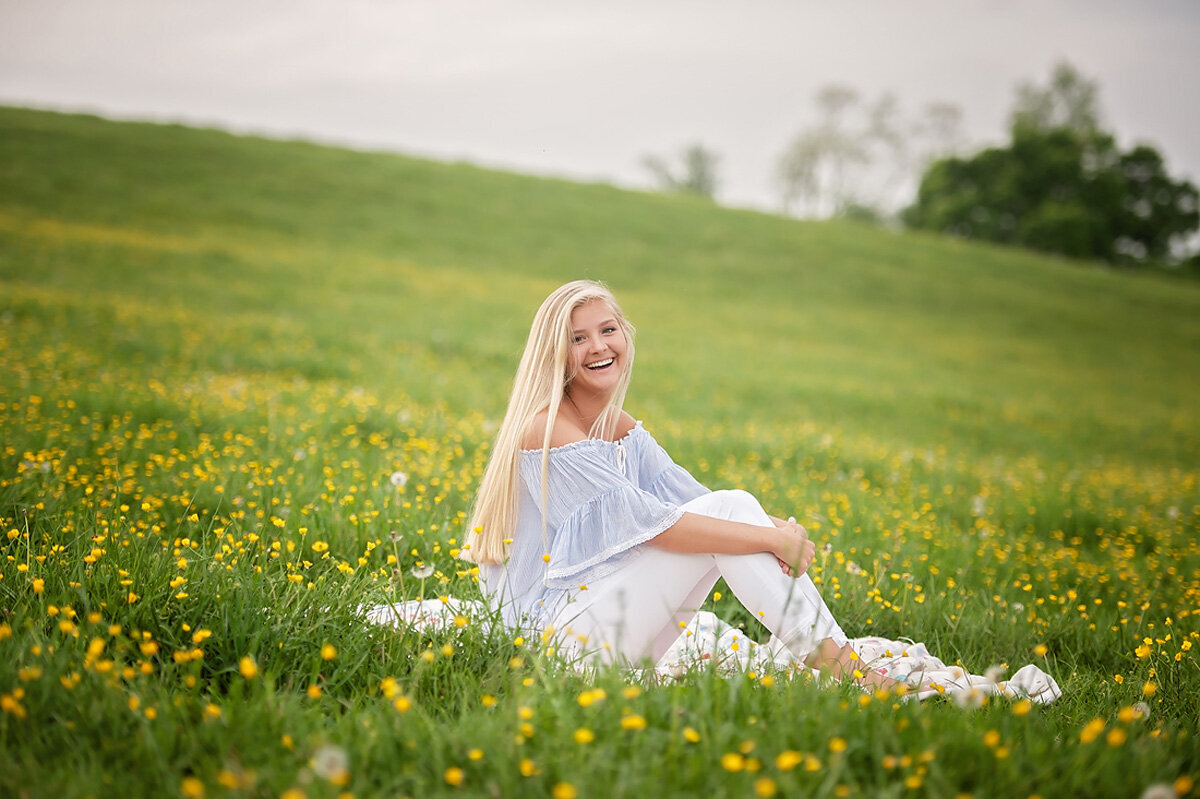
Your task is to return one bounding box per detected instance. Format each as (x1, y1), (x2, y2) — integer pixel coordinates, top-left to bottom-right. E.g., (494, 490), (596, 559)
(798, 538), (815, 574)
(790, 533), (817, 576)
(776, 520), (816, 576)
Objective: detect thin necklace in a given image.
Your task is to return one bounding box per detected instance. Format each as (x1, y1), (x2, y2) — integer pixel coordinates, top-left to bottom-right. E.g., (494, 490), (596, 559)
(565, 392), (598, 431)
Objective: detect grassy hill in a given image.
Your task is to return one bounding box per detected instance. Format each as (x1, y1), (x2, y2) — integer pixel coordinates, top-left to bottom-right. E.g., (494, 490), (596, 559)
(2, 106), (1197, 467)
(2, 106), (1198, 798)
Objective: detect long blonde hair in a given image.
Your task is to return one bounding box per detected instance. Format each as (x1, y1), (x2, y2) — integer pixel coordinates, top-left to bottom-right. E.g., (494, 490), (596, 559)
(463, 280), (636, 565)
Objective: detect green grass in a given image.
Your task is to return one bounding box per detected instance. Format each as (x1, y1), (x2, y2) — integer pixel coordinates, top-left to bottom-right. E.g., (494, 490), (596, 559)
(1, 106), (1198, 798)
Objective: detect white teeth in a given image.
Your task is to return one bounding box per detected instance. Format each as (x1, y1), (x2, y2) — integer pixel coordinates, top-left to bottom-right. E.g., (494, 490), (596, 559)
(586, 358), (614, 369)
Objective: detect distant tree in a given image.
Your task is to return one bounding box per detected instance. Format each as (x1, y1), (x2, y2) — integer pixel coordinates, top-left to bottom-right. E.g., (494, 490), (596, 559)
(904, 63), (1199, 265)
(777, 85), (870, 217)
(912, 102), (965, 170)
(1011, 61), (1101, 135)
(776, 86), (963, 220)
(642, 143), (720, 200)
(1110, 144), (1200, 261)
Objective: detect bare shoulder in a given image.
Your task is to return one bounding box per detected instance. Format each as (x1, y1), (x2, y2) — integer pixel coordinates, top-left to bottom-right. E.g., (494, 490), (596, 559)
(613, 410), (638, 439)
(522, 409), (588, 451)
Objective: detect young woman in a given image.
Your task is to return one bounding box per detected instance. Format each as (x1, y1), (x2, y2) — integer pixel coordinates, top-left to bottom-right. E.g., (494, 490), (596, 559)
(463, 280), (891, 686)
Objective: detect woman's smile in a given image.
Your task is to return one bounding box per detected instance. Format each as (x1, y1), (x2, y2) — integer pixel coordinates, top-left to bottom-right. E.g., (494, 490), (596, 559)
(567, 300), (628, 397)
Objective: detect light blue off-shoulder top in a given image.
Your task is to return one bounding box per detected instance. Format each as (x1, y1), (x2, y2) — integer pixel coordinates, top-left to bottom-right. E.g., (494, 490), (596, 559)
(479, 422), (710, 630)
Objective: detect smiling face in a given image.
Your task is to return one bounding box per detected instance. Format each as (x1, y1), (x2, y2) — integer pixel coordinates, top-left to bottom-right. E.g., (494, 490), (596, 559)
(565, 299), (628, 400)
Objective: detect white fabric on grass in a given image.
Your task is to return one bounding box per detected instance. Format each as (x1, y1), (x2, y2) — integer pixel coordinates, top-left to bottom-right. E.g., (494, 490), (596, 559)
(361, 600), (1062, 705)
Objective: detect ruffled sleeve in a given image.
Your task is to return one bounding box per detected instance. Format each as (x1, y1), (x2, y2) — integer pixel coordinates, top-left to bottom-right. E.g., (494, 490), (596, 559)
(519, 444), (684, 590)
(627, 426), (710, 506)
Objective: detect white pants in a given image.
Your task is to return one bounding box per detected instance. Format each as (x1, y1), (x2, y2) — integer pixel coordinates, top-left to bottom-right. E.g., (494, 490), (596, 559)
(550, 489), (848, 666)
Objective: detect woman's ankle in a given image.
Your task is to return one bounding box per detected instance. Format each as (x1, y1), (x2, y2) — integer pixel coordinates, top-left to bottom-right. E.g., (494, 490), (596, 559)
(805, 640), (901, 691)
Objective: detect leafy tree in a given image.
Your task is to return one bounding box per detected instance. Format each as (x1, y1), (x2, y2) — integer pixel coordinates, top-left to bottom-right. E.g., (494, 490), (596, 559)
(904, 64), (1199, 265)
(1011, 61), (1101, 135)
(777, 85), (870, 217)
(1112, 145), (1200, 261)
(642, 143), (720, 200)
(777, 87), (962, 220)
(913, 102), (965, 170)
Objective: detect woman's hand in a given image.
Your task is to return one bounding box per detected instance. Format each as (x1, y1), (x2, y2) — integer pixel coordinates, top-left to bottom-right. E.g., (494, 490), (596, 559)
(652, 507), (816, 574)
(774, 516), (815, 577)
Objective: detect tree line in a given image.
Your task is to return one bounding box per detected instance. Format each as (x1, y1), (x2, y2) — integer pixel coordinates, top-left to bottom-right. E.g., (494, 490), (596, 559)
(643, 63), (1199, 269)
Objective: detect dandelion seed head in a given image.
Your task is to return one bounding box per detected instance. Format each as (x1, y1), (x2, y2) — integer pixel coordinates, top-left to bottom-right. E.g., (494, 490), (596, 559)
(311, 744), (349, 783)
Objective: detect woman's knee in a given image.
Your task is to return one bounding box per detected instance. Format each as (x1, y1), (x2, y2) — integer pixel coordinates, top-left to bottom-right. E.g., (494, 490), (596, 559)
(684, 489), (766, 522)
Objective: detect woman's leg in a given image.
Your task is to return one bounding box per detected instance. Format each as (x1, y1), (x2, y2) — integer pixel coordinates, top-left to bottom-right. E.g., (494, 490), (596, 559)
(681, 491), (848, 659)
(692, 491), (906, 690)
(551, 545), (721, 664)
(553, 490), (860, 673)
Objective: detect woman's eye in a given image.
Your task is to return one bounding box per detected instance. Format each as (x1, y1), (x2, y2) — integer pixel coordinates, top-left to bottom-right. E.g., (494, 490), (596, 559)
(573, 336), (585, 343)
(603, 327), (616, 334)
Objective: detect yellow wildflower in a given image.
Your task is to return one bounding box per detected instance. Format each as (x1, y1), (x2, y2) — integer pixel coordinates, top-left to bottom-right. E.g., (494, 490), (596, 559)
(776, 750), (803, 770)
(1080, 718), (1105, 744)
(721, 753), (745, 772)
(755, 777), (777, 797)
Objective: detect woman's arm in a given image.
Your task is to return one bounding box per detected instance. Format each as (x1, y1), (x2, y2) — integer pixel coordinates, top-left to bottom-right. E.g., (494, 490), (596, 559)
(649, 513), (816, 575)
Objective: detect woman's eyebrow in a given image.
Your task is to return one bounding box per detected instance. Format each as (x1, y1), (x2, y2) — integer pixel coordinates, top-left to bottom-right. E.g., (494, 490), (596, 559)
(572, 318), (618, 334)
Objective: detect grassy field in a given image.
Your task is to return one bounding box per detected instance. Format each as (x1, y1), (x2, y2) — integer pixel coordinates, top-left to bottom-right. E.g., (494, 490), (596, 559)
(1, 105), (1198, 798)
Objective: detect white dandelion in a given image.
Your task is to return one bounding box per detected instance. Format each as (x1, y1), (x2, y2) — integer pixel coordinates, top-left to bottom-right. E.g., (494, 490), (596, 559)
(311, 744), (349, 782)
(952, 686), (986, 709)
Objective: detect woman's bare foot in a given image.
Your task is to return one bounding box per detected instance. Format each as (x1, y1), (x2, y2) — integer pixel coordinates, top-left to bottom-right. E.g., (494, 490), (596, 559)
(805, 639), (907, 693)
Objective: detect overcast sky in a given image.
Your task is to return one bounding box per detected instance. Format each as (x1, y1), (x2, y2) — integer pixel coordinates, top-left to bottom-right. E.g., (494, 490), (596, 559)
(2, 0), (1198, 213)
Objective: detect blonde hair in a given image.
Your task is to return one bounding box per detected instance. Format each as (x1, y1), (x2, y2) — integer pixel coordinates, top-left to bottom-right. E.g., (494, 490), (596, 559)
(463, 280), (636, 565)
